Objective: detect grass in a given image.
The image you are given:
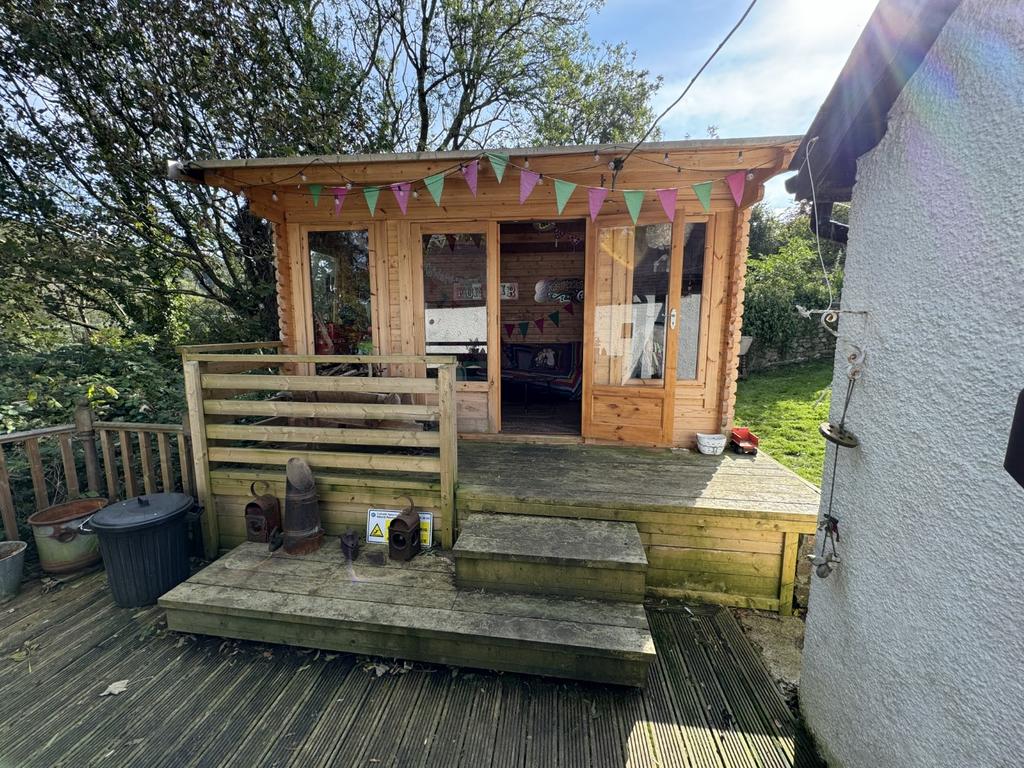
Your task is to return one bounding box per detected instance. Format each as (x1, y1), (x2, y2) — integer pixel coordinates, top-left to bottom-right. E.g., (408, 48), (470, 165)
(734, 360), (833, 486)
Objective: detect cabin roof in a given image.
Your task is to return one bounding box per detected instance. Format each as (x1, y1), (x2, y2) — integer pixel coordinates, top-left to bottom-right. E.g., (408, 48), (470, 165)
(178, 135), (802, 173)
(785, 0), (962, 202)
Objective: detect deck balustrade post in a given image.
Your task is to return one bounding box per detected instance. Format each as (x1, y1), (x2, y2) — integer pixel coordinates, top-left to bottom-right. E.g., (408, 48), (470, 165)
(184, 361), (218, 559)
(74, 400), (102, 494)
(437, 363), (458, 549)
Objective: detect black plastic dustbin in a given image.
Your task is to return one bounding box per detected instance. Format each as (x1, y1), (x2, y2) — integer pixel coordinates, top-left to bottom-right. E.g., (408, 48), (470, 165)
(83, 493), (193, 608)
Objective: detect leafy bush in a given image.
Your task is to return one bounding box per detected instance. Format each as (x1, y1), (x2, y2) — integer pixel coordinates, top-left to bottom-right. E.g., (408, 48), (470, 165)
(744, 238), (842, 354)
(0, 331), (185, 434)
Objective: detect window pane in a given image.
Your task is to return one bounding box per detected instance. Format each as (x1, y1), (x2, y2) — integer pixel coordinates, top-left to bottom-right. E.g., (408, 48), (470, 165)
(676, 222), (707, 379)
(593, 223), (671, 385)
(309, 230), (371, 354)
(422, 233), (488, 378)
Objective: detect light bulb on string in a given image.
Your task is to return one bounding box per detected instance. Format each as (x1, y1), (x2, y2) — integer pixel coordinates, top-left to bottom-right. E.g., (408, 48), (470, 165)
(593, 151), (600, 162)
(345, 181), (353, 190)
(524, 158), (530, 169)
(663, 152), (670, 162)
(300, 172), (307, 182)
(746, 171), (755, 181)
(271, 191), (279, 202)
(412, 190), (419, 199)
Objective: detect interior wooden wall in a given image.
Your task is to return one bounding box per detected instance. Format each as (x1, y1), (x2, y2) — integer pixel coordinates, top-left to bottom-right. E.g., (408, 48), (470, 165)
(243, 143), (793, 446)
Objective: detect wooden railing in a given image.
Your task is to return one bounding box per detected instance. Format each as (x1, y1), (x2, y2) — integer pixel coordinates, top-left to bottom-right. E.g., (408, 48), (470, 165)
(180, 347), (459, 558)
(0, 403), (194, 541)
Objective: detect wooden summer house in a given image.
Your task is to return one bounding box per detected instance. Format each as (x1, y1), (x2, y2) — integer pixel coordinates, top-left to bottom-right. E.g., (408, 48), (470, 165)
(164, 137), (820, 687)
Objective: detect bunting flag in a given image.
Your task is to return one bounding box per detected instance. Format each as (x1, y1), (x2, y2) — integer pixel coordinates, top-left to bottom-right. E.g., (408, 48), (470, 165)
(548, 311), (560, 327)
(487, 152), (509, 183)
(554, 179), (576, 215)
(534, 317), (545, 333)
(425, 173), (445, 206)
(363, 186), (380, 215)
(503, 323), (515, 337)
(518, 321), (530, 338)
(623, 190), (644, 224)
(563, 302), (575, 316)
(588, 187), (608, 222)
(519, 170), (540, 204)
(726, 171), (746, 206)
(692, 181), (713, 213)
(281, 155), (755, 223)
(656, 188), (677, 222)
(332, 187), (347, 216)
(461, 160), (479, 196)
(390, 182), (411, 215)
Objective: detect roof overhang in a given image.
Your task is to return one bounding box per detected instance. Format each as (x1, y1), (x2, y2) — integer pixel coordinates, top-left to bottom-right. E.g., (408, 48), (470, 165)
(785, 0), (962, 203)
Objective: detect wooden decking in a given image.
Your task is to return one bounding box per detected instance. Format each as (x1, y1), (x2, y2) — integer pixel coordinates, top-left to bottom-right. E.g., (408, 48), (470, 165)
(0, 570), (823, 767)
(161, 540), (656, 687)
(457, 442), (820, 613)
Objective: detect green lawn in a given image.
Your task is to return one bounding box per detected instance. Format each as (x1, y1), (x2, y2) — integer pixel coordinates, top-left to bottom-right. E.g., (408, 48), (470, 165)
(734, 361), (833, 486)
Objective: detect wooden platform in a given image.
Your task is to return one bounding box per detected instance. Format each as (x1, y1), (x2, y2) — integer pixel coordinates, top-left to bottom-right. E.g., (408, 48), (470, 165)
(458, 442), (820, 613)
(454, 513), (647, 601)
(160, 540), (656, 687)
(0, 570), (823, 767)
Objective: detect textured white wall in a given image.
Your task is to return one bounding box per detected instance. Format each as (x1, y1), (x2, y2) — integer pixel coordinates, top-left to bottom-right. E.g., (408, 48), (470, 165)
(800, 2), (1024, 766)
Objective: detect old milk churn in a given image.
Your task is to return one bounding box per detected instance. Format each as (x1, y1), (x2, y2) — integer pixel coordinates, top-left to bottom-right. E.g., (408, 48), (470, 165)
(244, 481), (281, 543)
(388, 496), (422, 562)
(269, 458), (323, 555)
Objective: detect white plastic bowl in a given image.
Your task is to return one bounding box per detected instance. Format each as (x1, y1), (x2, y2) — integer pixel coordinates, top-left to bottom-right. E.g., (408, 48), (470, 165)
(696, 433), (727, 455)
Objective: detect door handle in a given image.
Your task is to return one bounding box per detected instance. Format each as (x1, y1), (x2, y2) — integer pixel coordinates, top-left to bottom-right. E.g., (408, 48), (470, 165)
(669, 308), (677, 330)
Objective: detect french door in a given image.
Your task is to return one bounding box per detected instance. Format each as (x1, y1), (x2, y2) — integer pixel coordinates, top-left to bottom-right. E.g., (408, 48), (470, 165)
(582, 214), (683, 445)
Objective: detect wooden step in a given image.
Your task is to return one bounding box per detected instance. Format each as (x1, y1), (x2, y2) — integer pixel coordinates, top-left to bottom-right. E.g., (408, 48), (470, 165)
(453, 513), (648, 602)
(160, 541), (656, 688)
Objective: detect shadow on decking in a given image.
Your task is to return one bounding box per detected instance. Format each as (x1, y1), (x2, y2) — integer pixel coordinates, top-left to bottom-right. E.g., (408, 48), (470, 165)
(0, 571), (822, 768)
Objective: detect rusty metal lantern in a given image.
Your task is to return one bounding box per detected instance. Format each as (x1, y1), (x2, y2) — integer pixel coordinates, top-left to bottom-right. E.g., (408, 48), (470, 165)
(269, 458), (323, 555)
(244, 481), (281, 543)
(388, 496), (421, 562)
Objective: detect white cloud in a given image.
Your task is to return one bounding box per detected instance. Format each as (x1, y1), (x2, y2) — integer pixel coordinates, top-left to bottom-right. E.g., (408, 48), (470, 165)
(654, 0), (878, 139)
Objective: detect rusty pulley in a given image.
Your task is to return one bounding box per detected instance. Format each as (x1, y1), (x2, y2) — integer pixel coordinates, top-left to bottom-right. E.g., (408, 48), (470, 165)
(269, 458), (323, 555)
(244, 481), (281, 544)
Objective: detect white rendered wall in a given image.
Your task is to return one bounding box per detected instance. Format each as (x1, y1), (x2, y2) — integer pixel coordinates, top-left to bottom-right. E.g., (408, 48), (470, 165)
(800, 2), (1024, 766)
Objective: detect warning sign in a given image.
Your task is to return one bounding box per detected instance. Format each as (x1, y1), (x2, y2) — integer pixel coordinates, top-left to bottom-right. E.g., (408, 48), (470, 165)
(366, 508), (433, 548)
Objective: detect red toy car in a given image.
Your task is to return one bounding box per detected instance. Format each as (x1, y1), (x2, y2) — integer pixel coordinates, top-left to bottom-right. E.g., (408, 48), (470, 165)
(730, 427), (759, 455)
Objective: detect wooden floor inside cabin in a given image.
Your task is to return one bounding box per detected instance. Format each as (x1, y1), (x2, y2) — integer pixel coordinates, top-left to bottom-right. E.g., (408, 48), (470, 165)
(0, 570), (823, 768)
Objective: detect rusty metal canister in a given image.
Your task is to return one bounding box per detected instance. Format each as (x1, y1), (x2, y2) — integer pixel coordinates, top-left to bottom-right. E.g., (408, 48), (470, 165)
(244, 482), (281, 543)
(27, 498), (108, 574)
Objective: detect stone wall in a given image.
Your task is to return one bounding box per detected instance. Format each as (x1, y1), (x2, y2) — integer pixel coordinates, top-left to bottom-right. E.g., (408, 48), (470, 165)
(744, 323), (836, 373)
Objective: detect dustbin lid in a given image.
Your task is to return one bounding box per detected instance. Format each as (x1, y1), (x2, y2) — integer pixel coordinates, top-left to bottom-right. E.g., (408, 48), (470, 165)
(89, 493), (193, 533)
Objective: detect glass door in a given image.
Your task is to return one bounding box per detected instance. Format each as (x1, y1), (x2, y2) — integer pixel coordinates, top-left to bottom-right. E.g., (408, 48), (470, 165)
(583, 216), (679, 444)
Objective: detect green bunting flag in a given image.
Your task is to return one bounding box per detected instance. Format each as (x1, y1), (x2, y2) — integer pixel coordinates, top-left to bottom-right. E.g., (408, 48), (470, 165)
(487, 153), (509, 183)
(518, 321), (529, 338)
(623, 190), (644, 224)
(554, 179), (576, 215)
(308, 184), (322, 207)
(425, 173), (445, 206)
(692, 181), (713, 213)
(363, 186), (380, 215)
(548, 311), (560, 327)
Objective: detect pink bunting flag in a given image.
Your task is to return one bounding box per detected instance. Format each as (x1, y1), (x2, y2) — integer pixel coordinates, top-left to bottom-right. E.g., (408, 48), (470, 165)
(332, 187), (347, 216)
(503, 323), (515, 337)
(563, 302), (575, 316)
(519, 170), (540, 204)
(656, 188), (678, 222)
(534, 317), (545, 333)
(461, 160), (479, 197)
(390, 182), (412, 215)
(725, 171), (747, 206)
(588, 187), (608, 222)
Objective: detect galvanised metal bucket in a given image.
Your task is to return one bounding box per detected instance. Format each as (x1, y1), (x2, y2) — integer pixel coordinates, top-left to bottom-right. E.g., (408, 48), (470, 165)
(0, 541), (27, 601)
(27, 498), (108, 574)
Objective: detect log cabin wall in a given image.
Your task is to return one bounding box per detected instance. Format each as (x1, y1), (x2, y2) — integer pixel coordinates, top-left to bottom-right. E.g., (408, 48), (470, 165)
(216, 140), (797, 446)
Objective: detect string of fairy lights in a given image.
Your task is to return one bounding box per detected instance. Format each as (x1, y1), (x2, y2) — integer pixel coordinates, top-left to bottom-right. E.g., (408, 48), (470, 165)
(233, 148), (779, 222)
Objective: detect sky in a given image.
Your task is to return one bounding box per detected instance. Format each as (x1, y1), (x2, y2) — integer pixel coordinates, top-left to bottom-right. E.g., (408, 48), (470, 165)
(586, 0), (879, 208)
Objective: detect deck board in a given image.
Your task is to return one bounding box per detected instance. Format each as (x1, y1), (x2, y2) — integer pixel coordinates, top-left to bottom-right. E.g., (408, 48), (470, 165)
(0, 571), (823, 767)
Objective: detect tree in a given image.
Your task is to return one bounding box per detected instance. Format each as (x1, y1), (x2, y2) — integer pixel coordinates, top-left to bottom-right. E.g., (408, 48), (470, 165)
(0, 0), (368, 341)
(338, 0), (659, 151)
(0, 0), (659, 345)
